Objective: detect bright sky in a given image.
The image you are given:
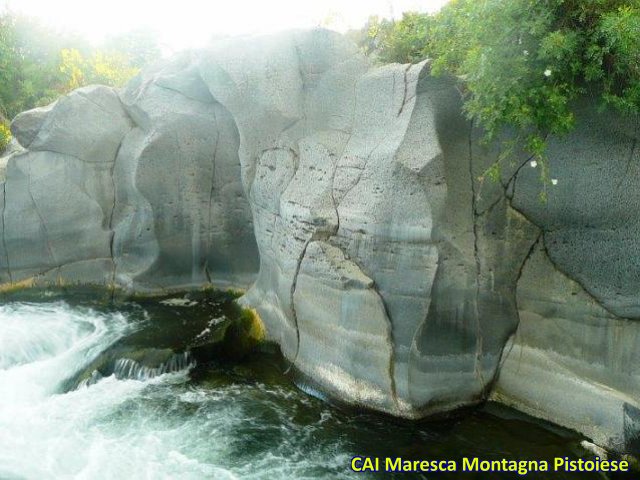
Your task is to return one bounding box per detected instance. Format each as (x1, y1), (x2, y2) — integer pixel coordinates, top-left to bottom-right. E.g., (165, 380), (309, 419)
(1, 0), (449, 51)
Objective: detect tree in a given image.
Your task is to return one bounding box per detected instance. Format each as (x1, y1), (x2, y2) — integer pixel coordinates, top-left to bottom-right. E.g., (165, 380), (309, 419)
(366, 13), (433, 64)
(59, 48), (141, 92)
(0, 11), (160, 121)
(102, 29), (162, 68)
(0, 11), (161, 151)
(0, 13), (66, 120)
(357, 1), (640, 194)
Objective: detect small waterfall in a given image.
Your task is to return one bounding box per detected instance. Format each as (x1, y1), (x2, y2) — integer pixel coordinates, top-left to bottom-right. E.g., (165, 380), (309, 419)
(112, 351), (195, 381)
(0, 302), (128, 403)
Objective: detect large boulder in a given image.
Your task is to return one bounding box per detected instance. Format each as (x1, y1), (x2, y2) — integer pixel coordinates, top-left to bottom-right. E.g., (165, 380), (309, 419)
(10, 103), (55, 149)
(0, 86), (132, 286)
(113, 51), (258, 290)
(193, 31), (547, 419)
(1, 57), (259, 291)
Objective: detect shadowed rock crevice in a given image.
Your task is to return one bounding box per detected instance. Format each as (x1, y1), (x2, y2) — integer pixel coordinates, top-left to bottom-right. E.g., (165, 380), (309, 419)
(1, 182), (11, 283)
(468, 121), (485, 388)
(286, 235), (313, 373)
(493, 230), (542, 381)
(376, 282), (401, 410)
(203, 106), (221, 284)
(27, 161), (58, 270)
(107, 135), (128, 293)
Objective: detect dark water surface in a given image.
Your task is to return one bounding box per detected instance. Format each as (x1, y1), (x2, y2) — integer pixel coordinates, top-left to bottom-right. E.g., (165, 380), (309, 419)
(0, 290), (634, 479)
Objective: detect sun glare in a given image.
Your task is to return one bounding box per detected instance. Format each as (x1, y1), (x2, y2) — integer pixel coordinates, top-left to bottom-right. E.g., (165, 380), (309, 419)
(2, 0), (449, 51)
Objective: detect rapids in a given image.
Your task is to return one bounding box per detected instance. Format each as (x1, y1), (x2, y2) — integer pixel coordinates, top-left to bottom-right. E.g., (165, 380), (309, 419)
(0, 298), (613, 480)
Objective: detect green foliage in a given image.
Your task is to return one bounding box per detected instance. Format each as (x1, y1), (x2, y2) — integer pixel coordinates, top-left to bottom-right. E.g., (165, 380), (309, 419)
(358, 0), (640, 185)
(364, 13), (433, 64)
(0, 11), (161, 120)
(59, 48), (141, 92)
(0, 13), (66, 120)
(102, 29), (162, 68)
(0, 121), (11, 151)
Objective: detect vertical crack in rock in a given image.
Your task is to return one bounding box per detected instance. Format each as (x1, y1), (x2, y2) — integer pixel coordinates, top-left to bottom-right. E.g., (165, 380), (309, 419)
(285, 236), (313, 374)
(204, 264), (213, 284)
(336, 133), (388, 207)
(329, 152), (341, 236)
(468, 122), (486, 389)
(282, 147), (301, 194)
(504, 134), (547, 201)
(1, 181), (11, 283)
(506, 154), (534, 201)
(107, 139), (125, 296)
(288, 42), (309, 141)
(293, 42), (308, 104)
(397, 64), (412, 117)
(203, 106), (221, 284)
(376, 288), (400, 410)
(27, 161), (58, 274)
(538, 232), (625, 319)
(105, 95), (139, 294)
(294, 42), (306, 88)
(493, 230), (542, 382)
(517, 233), (542, 286)
(330, 75), (359, 206)
(287, 170), (341, 375)
(616, 137), (637, 191)
(476, 152), (535, 216)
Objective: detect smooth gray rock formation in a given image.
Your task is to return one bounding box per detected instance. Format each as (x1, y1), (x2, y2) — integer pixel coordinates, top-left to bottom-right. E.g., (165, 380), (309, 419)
(492, 243), (640, 453)
(0, 139), (23, 180)
(3, 59), (258, 291)
(10, 103), (55, 149)
(2, 29), (638, 455)
(490, 103), (640, 454)
(1, 86), (131, 286)
(512, 102), (640, 319)
(294, 240), (396, 411)
(115, 52), (257, 290)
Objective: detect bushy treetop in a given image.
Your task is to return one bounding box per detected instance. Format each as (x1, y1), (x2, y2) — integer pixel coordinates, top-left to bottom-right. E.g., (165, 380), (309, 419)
(358, 0), (640, 190)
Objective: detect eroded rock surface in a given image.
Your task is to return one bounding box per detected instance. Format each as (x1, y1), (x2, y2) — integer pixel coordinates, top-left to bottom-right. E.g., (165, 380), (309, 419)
(2, 29), (638, 454)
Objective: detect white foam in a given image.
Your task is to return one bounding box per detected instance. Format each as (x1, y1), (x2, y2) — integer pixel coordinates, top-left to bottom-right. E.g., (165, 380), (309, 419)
(0, 303), (223, 479)
(0, 302), (356, 480)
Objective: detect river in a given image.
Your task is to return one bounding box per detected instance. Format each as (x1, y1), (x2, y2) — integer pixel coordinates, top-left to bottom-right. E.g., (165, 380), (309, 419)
(0, 294), (625, 479)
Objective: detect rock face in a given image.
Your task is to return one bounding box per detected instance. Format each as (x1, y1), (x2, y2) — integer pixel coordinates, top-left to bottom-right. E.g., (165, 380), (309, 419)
(492, 105), (640, 454)
(4, 63), (258, 291)
(2, 29), (638, 454)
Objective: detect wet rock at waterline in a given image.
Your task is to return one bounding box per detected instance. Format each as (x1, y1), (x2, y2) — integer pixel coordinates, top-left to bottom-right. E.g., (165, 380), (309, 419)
(61, 290), (265, 390)
(2, 29), (639, 455)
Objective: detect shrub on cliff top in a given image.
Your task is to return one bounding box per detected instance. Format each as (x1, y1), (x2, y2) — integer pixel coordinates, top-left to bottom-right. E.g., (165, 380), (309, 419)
(363, 0), (640, 194)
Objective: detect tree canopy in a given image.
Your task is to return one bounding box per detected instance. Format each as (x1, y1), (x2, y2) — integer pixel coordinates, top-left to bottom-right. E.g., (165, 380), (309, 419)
(0, 11), (161, 133)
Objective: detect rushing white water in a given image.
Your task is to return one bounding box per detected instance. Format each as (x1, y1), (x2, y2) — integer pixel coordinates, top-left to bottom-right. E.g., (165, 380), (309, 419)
(0, 302), (355, 480)
(0, 301), (586, 480)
